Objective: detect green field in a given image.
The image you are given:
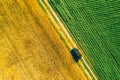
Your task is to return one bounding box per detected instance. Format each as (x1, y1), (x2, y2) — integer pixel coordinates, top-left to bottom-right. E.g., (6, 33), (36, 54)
(49, 0), (120, 79)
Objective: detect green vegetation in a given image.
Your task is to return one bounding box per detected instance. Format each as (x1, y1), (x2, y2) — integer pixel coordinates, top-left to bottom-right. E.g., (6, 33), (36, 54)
(49, 0), (120, 79)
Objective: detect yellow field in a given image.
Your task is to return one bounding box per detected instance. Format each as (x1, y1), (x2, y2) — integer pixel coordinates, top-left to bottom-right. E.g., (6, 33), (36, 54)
(0, 0), (87, 80)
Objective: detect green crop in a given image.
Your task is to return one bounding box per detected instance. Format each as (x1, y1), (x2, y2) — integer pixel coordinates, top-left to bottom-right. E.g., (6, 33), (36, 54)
(49, 0), (120, 79)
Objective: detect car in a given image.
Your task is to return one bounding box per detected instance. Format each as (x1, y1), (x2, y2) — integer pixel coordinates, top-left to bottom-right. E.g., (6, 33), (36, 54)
(70, 48), (82, 62)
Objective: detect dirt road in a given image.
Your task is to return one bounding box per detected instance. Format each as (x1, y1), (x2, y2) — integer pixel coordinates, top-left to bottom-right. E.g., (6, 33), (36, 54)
(40, 1), (98, 80)
(0, 0), (87, 80)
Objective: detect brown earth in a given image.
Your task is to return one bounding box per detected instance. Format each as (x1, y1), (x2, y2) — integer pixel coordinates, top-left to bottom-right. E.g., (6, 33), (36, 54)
(0, 0), (87, 80)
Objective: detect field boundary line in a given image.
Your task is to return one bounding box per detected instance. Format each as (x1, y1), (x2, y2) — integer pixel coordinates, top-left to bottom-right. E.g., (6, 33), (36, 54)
(38, 0), (98, 80)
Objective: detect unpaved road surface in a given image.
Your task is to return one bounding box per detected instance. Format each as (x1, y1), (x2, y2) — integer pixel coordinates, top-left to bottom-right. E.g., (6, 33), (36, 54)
(0, 0), (87, 80)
